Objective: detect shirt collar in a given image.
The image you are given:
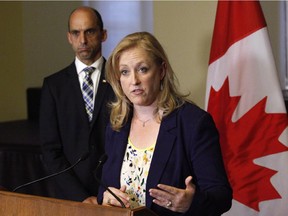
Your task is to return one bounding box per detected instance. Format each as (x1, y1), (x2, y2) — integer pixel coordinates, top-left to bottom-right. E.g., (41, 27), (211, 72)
(75, 56), (104, 75)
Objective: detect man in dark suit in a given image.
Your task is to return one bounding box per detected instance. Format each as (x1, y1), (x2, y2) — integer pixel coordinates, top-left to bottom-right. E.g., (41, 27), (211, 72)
(39, 6), (114, 204)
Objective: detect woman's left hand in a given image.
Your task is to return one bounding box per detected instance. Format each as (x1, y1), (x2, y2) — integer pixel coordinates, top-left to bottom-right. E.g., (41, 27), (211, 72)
(149, 176), (195, 213)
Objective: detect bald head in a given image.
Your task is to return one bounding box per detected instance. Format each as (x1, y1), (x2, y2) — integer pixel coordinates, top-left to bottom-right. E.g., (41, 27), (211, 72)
(67, 6), (107, 65)
(68, 6), (104, 31)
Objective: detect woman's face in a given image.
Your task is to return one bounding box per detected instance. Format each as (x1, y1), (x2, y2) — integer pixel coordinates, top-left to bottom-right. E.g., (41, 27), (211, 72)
(119, 47), (165, 107)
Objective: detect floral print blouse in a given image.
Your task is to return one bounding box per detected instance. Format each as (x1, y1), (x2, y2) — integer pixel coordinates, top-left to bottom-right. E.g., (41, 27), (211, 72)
(120, 138), (155, 209)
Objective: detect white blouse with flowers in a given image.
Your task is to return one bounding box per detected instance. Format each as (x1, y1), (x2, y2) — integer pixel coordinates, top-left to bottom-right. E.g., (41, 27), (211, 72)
(120, 138), (155, 209)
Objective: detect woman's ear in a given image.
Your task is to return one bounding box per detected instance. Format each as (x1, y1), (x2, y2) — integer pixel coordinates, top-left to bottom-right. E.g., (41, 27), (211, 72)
(160, 62), (167, 80)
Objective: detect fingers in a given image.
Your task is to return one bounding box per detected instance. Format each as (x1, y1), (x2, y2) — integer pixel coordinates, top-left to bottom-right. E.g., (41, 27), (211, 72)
(149, 189), (174, 210)
(149, 176), (196, 213)
(156, 183), (176, 195)
(120, 185), (127, 192)
(155, 176), (194, 195)
(149, 185), (175, 210)
(82, 196), (98, 204)
(185, 176), (194, 191)
(149, 188), (170, 205)
(103, 187), (130, 208)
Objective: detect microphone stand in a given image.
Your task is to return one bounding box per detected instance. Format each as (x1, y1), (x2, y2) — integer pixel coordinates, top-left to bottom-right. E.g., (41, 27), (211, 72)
(93, 154), (126, 208)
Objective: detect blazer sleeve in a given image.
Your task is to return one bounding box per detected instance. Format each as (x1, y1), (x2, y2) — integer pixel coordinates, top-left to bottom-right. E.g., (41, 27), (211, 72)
(187, 112), (232, 215)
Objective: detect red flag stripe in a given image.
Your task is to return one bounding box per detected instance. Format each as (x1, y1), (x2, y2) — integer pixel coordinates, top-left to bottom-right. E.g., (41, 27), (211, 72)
(209, 0), (266, 65)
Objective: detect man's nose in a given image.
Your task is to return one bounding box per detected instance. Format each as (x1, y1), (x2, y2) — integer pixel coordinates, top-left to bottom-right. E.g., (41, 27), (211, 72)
(79, 32), (87, 44)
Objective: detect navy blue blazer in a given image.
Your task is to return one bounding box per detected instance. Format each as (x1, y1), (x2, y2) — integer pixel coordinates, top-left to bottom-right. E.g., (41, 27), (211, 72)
(98, 102), (232, 216)
(40, 61), (114, 201)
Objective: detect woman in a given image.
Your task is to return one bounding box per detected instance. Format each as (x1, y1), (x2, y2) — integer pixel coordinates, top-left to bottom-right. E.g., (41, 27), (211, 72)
(97, 32), (232, 215)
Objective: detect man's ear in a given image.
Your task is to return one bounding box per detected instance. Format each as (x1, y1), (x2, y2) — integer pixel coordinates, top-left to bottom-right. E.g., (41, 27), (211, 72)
(101, 29), (108, 42)
(67, 32), (72, 45)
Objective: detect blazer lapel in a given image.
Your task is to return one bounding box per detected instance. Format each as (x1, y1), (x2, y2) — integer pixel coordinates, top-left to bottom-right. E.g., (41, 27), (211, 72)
(146, 111), (177, 208)
(111, 121), (131, 188)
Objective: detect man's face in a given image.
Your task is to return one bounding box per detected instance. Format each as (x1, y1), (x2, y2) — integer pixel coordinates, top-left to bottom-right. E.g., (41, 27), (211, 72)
(67, 8), (107, 65)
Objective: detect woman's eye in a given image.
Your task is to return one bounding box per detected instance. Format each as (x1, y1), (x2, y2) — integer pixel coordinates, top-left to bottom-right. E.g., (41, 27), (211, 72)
(139, 67), (148, 73)
(120, 70), (128, 75)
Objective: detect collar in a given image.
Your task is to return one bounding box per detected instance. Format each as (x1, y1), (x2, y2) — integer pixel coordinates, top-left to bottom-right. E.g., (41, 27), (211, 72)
(75, 56), (104, 75)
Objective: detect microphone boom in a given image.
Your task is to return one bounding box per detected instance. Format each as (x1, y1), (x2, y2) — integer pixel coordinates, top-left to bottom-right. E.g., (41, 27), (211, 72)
(12, 152), (89, 192)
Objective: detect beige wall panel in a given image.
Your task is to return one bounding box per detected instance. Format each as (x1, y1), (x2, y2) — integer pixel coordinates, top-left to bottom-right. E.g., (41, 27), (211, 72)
(0, 2), (25, 121)
(154, 1), (217, 108)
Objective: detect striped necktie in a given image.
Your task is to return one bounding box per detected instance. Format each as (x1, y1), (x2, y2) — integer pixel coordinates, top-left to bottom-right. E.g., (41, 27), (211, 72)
(82, 67), (95, 122)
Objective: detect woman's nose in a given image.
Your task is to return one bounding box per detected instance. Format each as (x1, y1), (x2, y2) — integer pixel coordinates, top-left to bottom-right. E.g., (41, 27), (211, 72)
(131, 72), (140, 85)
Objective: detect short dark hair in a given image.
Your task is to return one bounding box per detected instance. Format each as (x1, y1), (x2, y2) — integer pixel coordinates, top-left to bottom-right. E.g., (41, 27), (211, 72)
(68, 7), (104, 31)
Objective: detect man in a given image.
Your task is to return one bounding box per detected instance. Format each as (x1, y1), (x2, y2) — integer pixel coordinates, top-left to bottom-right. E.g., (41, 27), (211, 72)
(39, 6), (114, 204)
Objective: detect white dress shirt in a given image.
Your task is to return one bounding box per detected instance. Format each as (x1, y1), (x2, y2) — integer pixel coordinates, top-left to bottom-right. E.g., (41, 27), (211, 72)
(75, 57), (103, 105)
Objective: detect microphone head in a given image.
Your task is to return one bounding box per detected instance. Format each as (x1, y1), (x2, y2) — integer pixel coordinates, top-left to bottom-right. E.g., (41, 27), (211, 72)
(98, 154), (108, 165)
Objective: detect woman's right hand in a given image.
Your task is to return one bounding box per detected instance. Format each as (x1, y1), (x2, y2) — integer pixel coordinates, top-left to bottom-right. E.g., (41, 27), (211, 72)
(103, 185), (130, 208)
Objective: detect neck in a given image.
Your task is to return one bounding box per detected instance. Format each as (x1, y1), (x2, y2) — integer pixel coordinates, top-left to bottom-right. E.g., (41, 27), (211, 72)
(133, 105), (158, 127)
(134, 113), (153, 127)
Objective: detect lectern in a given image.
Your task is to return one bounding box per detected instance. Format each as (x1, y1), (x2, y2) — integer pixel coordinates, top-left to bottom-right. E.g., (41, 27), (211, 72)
(0, 191), (158, 216)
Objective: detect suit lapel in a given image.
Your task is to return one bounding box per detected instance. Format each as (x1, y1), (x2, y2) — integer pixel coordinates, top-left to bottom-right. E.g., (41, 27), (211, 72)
(67, 60), (110, 126)
(66, 63), (89, 123)
(91, 60), (110, 125)
(146, 111), (177, 208)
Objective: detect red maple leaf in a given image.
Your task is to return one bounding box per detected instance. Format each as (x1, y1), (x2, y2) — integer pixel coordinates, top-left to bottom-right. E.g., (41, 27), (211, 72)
(207, 78), (288, 211)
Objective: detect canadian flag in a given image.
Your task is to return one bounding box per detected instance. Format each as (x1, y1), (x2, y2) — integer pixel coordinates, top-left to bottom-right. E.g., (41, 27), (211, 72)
(205, 1), (288, 216)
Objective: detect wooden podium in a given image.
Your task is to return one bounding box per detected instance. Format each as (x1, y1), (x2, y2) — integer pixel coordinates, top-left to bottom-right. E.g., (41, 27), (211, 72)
(0, 191), (158, 216)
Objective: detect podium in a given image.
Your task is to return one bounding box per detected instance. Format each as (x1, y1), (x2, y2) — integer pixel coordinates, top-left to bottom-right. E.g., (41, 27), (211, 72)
(0, 191), (158, 216)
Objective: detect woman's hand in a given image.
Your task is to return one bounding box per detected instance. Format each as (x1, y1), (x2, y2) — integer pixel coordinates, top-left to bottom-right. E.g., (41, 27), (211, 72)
(103, 185), (130, 208)
(149, 176), (195, 213)
(82, 196), (98, 204)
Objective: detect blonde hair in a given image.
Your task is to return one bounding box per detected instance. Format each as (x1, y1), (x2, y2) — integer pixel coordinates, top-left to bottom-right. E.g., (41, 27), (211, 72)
(106, 32), (189, 131)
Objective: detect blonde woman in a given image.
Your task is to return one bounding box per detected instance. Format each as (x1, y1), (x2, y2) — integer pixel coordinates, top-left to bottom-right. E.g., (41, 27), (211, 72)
(97, 32), (232, 216)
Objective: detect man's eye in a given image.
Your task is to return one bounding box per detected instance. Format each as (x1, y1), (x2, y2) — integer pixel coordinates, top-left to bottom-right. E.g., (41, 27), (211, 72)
(86, 29), (97, 36)
(70, 31), (79, 37)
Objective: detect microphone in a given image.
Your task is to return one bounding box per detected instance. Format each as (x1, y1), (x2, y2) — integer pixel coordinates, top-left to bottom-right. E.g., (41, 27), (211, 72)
(13, 151), (90, 192)
(93, 154), (126, 208)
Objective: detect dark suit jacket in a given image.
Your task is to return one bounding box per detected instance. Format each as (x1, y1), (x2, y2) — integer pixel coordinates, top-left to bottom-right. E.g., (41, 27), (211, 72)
(97, 102), (232, 216)
(40, 60), (114, 201)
